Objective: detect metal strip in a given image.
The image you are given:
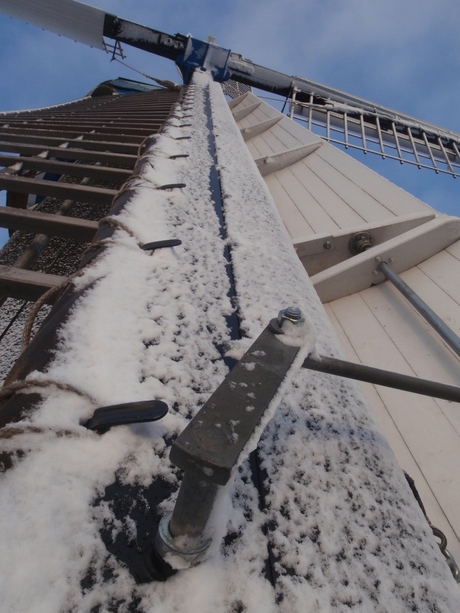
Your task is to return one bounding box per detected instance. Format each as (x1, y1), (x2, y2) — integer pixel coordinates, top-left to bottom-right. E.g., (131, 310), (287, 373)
(170, 324), (300, 485)
(360, 115), (367, 153)
(392, 122), (404, 164)
(407, 127), (422, 168)
(375, 116), (385, 157)
(343, 112), (349, 148)
(437, 137), (456, 175)
(422, 132), (438, 172)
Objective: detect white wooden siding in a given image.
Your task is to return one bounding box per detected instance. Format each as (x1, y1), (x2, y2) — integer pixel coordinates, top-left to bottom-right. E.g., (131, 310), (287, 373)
(232, 93), (434, 239)
(325, 248), (460, 563)
(231, 91), (460, 565)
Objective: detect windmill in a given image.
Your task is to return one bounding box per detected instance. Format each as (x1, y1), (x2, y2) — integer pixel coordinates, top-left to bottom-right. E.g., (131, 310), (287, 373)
(0, 1), (459, 611)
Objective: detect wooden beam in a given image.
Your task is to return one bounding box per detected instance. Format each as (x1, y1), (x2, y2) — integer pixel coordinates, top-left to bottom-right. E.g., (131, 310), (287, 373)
(0, 141), (137, 166)
(0, 265), (65, 302)
(0, 207), (98, 241)
(0, 133), (138, 155)
(0, 174), (117, 206)
(0, 153), (131, 181)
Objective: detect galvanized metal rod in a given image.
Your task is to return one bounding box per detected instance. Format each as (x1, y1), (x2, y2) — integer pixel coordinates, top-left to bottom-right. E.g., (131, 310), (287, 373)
(302, 354), (460, 403)
(378, 261), (460, 359)
(169, 472), (219, 539)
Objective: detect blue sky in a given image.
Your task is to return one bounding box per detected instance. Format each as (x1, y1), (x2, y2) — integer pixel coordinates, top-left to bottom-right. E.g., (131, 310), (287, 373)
(0, 0), (459, 234)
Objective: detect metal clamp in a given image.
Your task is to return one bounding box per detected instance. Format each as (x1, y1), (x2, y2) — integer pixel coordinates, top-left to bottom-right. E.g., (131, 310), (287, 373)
(151, 307), (305, 573)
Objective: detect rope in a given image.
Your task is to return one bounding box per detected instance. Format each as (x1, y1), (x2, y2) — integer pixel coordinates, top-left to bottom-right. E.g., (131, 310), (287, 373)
(0, 377), (97, 405)
(0, 425), (74, 439)
(21, 272), (81, 351)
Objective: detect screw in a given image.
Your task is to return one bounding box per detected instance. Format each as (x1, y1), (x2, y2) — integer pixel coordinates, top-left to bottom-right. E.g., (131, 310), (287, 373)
(323, 241), (332, 250)
(375, 256), (381, 262)
(389, 257), (394, 263)
(373, 269), (379, 276)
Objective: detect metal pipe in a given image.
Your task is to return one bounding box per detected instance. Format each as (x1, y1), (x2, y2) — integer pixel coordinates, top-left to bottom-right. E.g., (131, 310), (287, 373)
(378, 261), (460, 359)
(302, 354), (460, 403)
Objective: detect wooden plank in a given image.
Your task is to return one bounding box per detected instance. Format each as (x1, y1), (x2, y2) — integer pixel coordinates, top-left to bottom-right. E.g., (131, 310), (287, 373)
(0, 207), (98, 241)
(264, 173), (315, 238)
(0, 141), (137, 166)
(323, 303), (460, 560)
(0, 174), (116, 206)
(269, 167), (342, 234)
(289, 160), (367, 230)
(315, 142), (432, 217)
(327, 292), (460, 553)
(0, 128), (142, 145)
(306, 151), (398, 223)
(0, 265), (65, 302)
(360, 276), (460, 437)
(446, 238), (460, 260)
(258, 125), (305, 152)
(0, 133), (138, 155)
(0, 153), (131, 181)
(418, 250), (460, 307)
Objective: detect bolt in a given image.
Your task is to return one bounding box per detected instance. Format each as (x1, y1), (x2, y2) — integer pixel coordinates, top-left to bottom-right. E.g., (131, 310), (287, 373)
(373, 269), (379, 276)
(375, 256), (381, 262)
(277, 306), (305, 328)
(323, 241), (332, 250)
(389, 257), (394, 263)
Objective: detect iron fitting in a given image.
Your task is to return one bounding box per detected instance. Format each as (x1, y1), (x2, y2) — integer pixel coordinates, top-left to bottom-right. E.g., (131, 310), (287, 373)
(154, 513), (211, 569)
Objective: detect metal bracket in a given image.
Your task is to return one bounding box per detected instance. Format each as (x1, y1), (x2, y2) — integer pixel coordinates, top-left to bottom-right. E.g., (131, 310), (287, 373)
(175, 36), (232, 84)
(141, 239), (182, 251)
(152, 307), (305, 573)
(84, 400), (168, 433)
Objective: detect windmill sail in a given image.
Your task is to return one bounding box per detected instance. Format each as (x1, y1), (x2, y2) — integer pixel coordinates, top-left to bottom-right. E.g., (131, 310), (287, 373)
(1, 0), (460, 177)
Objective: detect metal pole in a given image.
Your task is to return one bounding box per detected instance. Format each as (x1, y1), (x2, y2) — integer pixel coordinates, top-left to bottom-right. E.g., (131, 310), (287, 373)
(378, 261), (460, 359)
(302, 354), (460, 403)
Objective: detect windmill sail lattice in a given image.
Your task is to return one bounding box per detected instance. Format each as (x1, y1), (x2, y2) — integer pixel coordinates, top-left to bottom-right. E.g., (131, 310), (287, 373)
(1, 0), (459, 176)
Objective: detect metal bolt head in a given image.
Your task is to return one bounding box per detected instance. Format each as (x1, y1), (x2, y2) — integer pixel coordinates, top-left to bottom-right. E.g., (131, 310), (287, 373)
(323, 241), (332, 250)
(375, 256), (381, 262)
(389, 257), (395, 263)
(277, 306), (305, 327)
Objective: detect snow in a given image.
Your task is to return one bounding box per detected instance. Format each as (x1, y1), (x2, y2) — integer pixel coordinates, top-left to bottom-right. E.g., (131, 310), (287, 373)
(0, 71), (458, 612)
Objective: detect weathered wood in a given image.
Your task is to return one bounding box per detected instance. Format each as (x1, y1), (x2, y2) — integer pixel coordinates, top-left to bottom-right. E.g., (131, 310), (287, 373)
(0, 265), (65, 302)
(0, 153), (131, 181)
(0, 141), (137, 166)
(0, 207), (98, 241)
(0, 133), (138, 154)
(0, 174), (117, 206)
